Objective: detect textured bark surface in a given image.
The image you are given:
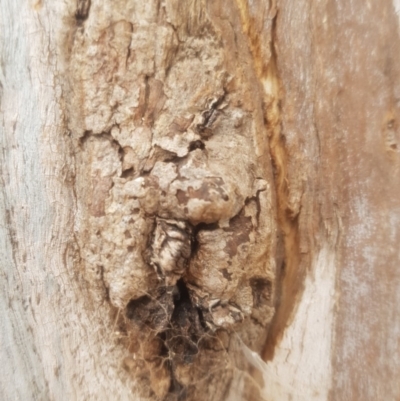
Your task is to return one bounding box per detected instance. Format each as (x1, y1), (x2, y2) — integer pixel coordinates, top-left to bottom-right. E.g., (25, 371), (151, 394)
(66, 1), (277, 399)
(0, 1), (135, 400)
(1, 0), (400, 400)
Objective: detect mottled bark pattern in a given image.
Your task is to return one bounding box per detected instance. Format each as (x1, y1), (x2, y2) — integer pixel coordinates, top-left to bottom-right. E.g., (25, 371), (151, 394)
(2, 0), (400, 400)
(66, 0), (277, 399)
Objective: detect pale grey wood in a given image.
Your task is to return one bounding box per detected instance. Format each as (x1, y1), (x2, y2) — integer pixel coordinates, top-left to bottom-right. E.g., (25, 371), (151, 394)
(0, 1), (136, 400)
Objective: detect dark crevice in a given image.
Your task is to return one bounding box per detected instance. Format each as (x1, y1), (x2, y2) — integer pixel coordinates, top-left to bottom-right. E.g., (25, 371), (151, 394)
(125, 23), (134, 69)
(152, 262), (163, 277)
(250, 277), (272, 306)
(115, 138), (124, 160)
(165, 378), (187, 401)
(142, 75), (151, 123)
(190, 221), (219, 256)
(195, 91), (227, 137)
(78, 130), (92, 146)
(79, 130), (123, 150)
(160, 278), (207, 400)
(189, 140), (205, 151)
(158, 331), (169, 357)
(172, 278), (191, 316)
(168, 278), (204, 358)
(125, 287), (173, 331)
(75, 0), (91, 25)
(121, 167), (135, 178)
(196, 307), (208, 330)
(244, 187), (266, 226)
(125, 295), (152, 321)
(193, 221), (219, 232)
(142, 145), (188, 174)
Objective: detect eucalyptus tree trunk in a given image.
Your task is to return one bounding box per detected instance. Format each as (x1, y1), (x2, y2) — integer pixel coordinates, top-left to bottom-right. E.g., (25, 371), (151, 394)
(1, 1), (400, 401)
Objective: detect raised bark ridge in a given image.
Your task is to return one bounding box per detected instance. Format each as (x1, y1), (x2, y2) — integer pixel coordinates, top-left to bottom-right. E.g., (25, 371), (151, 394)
(66, 0), (278, 399)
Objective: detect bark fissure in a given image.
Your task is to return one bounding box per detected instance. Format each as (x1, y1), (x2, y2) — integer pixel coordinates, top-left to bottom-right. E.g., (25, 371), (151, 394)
(75, 0), (91, 25)
(259, 12), (303, 361)
(233, 0), (303, 361)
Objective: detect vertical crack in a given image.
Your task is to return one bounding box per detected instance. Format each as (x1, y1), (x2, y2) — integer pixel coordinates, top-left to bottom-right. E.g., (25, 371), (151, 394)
(75, 0), (91, 25)
(261, 10), (303, 362)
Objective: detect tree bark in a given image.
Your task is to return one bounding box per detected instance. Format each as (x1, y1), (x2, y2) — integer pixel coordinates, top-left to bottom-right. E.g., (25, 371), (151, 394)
(1, 1), (400, 401)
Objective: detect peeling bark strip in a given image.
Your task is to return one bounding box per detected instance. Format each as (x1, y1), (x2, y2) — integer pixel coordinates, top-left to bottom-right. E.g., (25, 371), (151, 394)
(66, 0), (278, 400)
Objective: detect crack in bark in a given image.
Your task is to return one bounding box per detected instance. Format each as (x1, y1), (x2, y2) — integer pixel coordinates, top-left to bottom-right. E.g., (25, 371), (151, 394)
(75, 0), (91, 25)
(259, 10), (303, 362)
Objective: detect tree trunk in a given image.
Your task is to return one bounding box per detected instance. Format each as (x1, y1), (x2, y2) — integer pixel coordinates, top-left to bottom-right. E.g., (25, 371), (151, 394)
(1, 1), (400, 400)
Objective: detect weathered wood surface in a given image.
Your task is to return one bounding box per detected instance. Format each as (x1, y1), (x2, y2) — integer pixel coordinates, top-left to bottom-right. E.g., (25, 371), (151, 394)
(1, 0), (400, 400)
(262, 1), (400, 400)
(0, 1), (134, 400)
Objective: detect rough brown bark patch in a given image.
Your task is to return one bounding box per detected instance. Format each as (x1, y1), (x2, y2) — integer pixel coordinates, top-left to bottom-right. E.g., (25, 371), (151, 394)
(65, 0), (279, 399)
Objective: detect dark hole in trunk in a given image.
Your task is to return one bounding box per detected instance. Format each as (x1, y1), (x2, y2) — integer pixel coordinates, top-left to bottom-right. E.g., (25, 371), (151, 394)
(189, 140), (205, 151)
(250, 277), (272, 306)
